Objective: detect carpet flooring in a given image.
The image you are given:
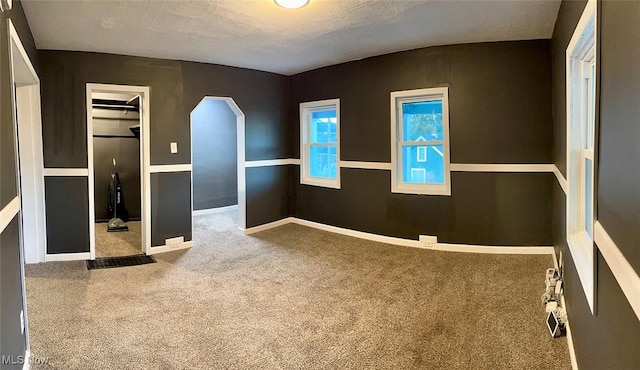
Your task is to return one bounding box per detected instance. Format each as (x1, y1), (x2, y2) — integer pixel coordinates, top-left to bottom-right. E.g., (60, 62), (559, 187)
(25, 210), (570, 369)
(95, 221), (141, 258)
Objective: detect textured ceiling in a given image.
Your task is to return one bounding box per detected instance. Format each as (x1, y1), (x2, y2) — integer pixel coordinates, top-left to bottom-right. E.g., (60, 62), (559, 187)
(22, 0), (561, 75)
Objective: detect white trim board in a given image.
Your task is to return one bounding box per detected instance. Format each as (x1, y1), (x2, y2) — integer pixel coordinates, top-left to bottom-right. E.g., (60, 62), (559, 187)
(147, 240), (193, 255)
(245, 217), (555, 255)
(594, 221), (640, 322)
(339, 161), (392, 170)
(43, 168), (89, 177)
(245, 158), (300, 167)
(553, 165), (569, 194)
(0, 196), (21, 234)
(150, 164), (192, 173)
(450, 163), (555, 172)
(193, 205), (238, 216)
(45, 252), (91, 262)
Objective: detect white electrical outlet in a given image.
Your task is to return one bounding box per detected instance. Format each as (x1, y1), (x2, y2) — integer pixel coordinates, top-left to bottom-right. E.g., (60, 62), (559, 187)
(165, 236), (184, 246)
(170, 142), (178, 154)
(20, 310), (24, 334)
(419, 235), (437, 246)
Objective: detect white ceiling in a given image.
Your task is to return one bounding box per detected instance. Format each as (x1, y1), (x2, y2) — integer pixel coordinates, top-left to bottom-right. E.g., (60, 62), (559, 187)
(22, 0), (561, 76)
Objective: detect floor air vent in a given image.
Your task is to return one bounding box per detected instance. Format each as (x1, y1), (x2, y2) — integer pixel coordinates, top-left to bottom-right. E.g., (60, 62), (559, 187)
(86, 255), (156, 270)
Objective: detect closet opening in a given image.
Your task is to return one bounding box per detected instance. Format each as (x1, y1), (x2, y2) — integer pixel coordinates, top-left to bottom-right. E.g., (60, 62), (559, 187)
(88, 86), (148, 258)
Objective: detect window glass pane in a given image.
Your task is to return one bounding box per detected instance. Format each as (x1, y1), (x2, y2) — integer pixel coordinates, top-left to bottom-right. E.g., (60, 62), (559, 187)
(401, 145), (445, 184)
(584, 158), (593, 238)
(310, 145), (337, 179)
(310, 109), (337, 144)
(402, 100), (443, 141)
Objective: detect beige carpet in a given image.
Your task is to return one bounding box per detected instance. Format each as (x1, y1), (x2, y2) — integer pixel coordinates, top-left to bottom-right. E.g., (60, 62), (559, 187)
(95, 221), (141, 258)
(25, 210), (570, 369)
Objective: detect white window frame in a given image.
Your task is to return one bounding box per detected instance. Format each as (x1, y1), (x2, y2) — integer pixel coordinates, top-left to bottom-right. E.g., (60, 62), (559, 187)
(566, 0), (596, 314)
(300, 99), (341, 189)
(390, 87), (451, 196)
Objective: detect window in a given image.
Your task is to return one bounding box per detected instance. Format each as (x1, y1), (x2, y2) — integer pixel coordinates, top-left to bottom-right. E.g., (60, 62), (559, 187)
(300, 99), (340, 188)
(391, 87), (450, 195)
(566, 0), (596, 313)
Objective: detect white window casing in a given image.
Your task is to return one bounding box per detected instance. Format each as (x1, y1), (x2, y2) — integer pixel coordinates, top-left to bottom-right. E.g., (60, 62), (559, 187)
(300, 98), (341, 189)
(566, 0), (596, 314)
(390, 87), (451, 196)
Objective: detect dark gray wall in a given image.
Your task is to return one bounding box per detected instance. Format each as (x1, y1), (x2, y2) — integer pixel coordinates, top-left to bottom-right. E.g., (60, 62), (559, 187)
(151, 172), (191, 247)
(552, 1), (640, 368)
(39, 51), (291, 253)
(1, 219), (25, 367)
(192, 99), (237, 210)
(93, 137), (141, 221)
(290, 40), (554, 245)
(45, 177), (90, 254)
(0, 0), (38, 365)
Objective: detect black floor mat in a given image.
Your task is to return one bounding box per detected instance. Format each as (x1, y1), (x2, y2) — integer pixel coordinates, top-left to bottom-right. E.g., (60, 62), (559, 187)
(86, 254), (156, 270)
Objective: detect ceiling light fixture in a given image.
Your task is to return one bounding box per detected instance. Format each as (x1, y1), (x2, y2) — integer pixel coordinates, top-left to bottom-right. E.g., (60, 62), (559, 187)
(274, 0), (309, 9)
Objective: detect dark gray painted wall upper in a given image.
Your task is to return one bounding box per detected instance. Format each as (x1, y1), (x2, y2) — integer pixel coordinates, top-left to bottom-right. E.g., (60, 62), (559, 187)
(291, 40), (552, 164)
(291, 40), (554, 245)
(192, 99), (237, 210)
(181, 61), (290, 161)
(552, 1), (640, 368)
(93, 137), (141, 221)
(40, 51), (185, 168)
(1, 0), (38, 364)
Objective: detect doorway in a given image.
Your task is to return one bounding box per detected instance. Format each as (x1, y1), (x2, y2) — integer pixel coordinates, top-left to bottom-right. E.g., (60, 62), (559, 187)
(86, 84), (151, 259)
(9, 20), (46, 265)
(190, 97), (246, 234)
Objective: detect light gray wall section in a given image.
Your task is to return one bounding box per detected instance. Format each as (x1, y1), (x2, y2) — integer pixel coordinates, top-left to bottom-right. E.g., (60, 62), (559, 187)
(192, 99), (237, 210)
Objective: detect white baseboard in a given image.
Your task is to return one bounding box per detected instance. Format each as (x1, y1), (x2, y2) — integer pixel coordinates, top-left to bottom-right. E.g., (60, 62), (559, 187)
(22, 349), (30, 370)
(245, 216), (555, 255)
(244, 218), (295, 235)
(430, 243), (554, 255)
(193, 205), (238, 216)
(562, 296), (579, 370)
(147, 240), (193, 255)
(45, 252), (91, 262)
(291, 218), (423, 248)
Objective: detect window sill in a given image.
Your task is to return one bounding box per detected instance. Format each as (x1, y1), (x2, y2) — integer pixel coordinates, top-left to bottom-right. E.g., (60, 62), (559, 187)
(567, 231), (595, 313)
(301, 177), (341, 189)
(391, 184), (451, 196)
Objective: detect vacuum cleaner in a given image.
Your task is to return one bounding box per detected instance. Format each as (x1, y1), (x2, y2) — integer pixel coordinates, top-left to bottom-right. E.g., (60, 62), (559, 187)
(107, 158), (129, 232)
